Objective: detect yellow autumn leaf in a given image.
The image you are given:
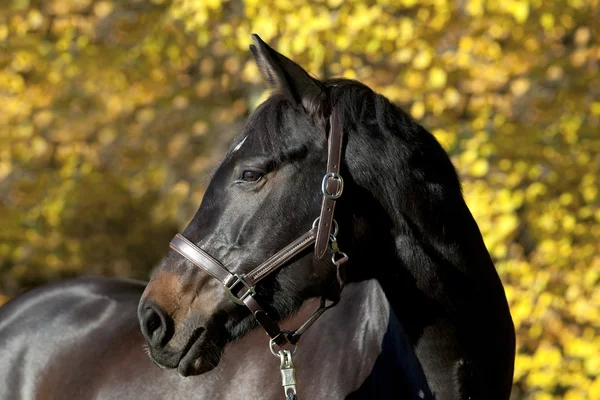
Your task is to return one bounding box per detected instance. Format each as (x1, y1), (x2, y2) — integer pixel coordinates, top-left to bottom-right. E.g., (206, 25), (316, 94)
(93, 1), (113, 18)
(412, 49), (432, 70)
(428, 67), (447, 89)
(410, 101), (425, 119)
(470, 159), (489, 177)
(511, 78), (530, 96)
(510, 1), (530, 23)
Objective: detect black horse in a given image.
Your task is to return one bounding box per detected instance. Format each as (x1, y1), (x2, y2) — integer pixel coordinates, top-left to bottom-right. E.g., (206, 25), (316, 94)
(0, 277), (428, 399)
(0, 35), (514, 399)
(138, 35), (515, 398)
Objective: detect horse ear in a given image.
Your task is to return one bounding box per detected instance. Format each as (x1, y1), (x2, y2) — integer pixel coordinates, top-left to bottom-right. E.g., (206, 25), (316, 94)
(250, 34), (327, 121)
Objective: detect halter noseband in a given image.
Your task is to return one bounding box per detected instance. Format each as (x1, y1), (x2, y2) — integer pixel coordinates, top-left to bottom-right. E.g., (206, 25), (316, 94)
(169, 108), (347, 350)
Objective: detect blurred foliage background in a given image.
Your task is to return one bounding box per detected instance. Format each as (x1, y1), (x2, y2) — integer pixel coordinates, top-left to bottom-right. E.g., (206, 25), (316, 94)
(0, 0), (598, 398)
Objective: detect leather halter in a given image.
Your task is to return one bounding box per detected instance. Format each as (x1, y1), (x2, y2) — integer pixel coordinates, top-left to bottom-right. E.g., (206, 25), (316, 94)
(169, 108), (347, 349)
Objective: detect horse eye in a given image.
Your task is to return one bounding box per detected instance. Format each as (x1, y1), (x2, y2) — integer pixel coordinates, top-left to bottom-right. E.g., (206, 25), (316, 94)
(241, 170), (263, 182)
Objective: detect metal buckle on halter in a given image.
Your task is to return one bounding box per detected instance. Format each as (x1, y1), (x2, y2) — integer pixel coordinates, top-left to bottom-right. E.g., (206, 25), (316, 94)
(223, 274), (255, 305)
(321, 172), (344, 199)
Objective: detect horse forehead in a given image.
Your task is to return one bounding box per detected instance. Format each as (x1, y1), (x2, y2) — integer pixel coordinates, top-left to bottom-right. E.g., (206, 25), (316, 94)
(232, 135), (248, 153)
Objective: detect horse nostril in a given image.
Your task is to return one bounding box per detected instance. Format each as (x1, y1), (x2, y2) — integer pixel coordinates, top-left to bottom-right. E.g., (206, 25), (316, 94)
(139, 303), (173, 349)
(144, 309), (161, 336)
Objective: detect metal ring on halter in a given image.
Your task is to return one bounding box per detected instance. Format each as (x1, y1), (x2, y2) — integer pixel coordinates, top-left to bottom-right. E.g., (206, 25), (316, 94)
(312, 217), (339, 237)
(332, 251), (349, 267)
(321, 172), (344, 199)
(270, 335), (298, 357)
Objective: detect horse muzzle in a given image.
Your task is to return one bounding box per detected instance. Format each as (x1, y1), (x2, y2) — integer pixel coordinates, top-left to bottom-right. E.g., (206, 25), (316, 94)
(138, 269), (231, 376)
(138, 299), (226, 376)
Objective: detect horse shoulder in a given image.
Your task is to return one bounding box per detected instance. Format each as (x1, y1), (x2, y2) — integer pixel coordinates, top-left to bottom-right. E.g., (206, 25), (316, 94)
(0, 277), (146, 399)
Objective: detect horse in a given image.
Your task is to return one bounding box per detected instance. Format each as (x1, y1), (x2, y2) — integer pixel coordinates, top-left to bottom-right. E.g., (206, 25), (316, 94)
(0, 34), (515, 399)
(0, 276), (428, 399)
(137, 34), (515, 398)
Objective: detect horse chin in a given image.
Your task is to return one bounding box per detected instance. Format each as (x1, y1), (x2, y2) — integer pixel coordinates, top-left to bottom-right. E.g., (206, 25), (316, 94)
(176, 329), (224, 377)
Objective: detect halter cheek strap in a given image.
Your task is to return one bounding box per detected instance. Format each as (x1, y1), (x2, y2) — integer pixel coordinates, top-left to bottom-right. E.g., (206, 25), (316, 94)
(169, 108), (347, 348)
(315, 108), (345, 260)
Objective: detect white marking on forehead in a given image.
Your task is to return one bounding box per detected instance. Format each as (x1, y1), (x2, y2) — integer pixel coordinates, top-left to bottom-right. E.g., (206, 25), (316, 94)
(232, 136), (247, 153)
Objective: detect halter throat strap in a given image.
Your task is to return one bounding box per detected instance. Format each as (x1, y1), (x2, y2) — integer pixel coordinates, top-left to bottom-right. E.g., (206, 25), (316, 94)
(168, 108), (346, 347)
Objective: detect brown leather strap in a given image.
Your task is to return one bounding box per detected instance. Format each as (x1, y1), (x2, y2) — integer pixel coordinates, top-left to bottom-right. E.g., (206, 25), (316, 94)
(315, 108), (345, 259)
(242, 295), (286, 344)
(169, 230), (317, 344)
(247, 230), (316, 284)
(171, 230), (316, 291)
(170, 234), (231, 283)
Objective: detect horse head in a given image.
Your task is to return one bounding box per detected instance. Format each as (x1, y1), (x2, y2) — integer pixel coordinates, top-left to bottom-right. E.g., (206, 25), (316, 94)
(138, 35), (369, 376)
(138, 34), (514, 400)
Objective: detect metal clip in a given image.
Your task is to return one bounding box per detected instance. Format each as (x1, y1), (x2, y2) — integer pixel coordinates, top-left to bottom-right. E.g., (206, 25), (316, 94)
(329, 235), (348, 267)
(329, 235), (340, 253)
(279, 349), (298, 400)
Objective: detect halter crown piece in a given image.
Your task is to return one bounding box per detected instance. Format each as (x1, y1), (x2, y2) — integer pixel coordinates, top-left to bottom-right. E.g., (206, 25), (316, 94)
(169, 108), (348, 400)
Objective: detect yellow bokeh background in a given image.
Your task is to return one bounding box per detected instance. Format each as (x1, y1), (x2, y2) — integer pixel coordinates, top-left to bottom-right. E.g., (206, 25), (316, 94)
(0, 0), (598, 398)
